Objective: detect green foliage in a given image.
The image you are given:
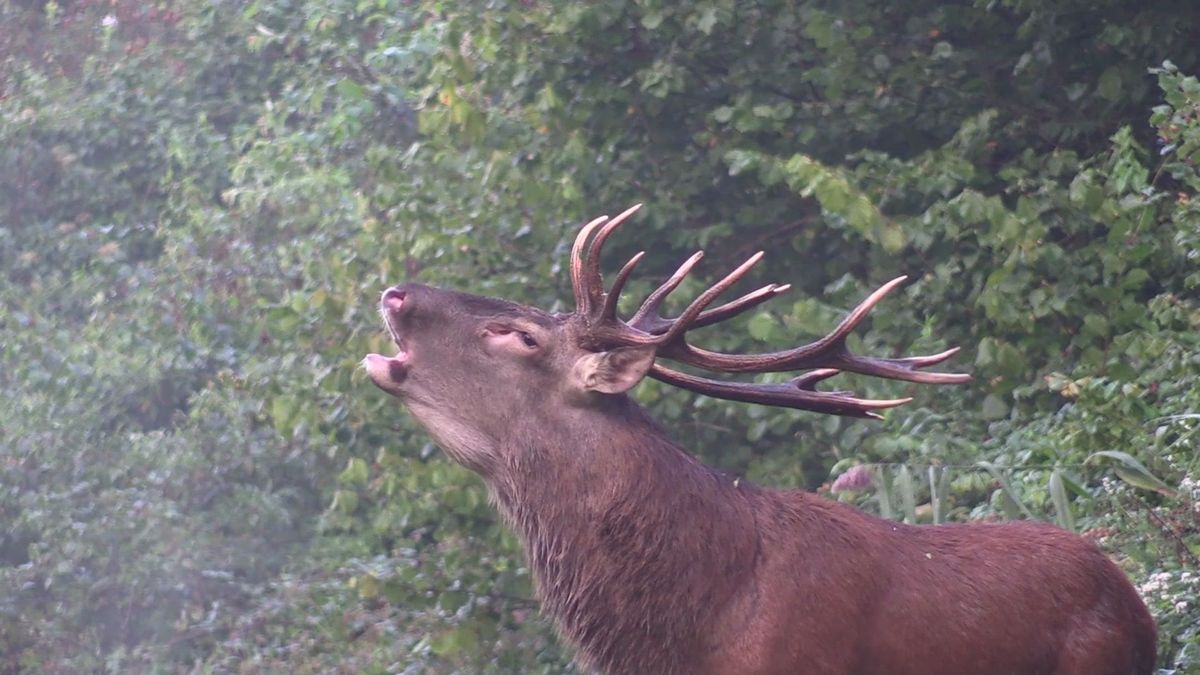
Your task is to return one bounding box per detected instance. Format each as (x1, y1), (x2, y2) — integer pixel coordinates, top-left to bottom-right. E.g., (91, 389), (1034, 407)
(2, 0), (1199, 671)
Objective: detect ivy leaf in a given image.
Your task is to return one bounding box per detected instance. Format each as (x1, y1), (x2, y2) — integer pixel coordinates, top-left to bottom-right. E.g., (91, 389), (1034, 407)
(641, 12), (664, 30)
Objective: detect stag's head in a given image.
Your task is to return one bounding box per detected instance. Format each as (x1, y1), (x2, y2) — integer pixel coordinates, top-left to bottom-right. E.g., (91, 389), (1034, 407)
(364, 205), (968, 473)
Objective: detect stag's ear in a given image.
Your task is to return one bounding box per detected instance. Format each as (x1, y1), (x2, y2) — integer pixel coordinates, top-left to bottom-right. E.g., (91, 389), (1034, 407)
(571, 346), (657, 394)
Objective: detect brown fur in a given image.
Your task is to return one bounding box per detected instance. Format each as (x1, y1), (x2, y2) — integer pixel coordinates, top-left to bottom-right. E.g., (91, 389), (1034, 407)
(365, 283), (1157, 675)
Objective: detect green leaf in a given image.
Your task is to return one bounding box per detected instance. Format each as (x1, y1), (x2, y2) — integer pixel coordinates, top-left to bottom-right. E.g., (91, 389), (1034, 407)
(874, 466), (894, 520)
(748, 312), (775, 341)
(336, 78), (365, 101)
(877, 220), (906, 253)
(896, 465), (917, 524)
(641, 12), (664, 30)
(1081, 313), (1110, 338)
(928, 466), (947, 524)
(975, 337), (995, 367)
(1086, 451), (1177, 495)
(752, 104), (776, 119)
(1048, 469), (1075, 532)
(339, 457), (370, 486)
(354, 573), (380, 600)
(430, 627), (470, 656)
(331, 489), (359, 514)
(724, 149), (758, 175)
(271, 397), (296, 434)
(976, 461), (1035, 519)
(1097, 67), (1123, 102)
(981, 393), (1008, 420)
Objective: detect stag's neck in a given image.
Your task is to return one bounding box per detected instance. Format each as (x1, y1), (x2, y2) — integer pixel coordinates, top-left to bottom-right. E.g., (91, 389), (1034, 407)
(487, 396), (760, 674)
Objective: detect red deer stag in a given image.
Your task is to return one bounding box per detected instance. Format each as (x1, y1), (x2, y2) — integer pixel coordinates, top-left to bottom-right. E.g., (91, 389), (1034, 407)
(364, 205), (1156, 675)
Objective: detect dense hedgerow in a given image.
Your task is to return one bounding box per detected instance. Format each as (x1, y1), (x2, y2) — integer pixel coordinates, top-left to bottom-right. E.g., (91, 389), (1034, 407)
(1, 1), (1197, 671)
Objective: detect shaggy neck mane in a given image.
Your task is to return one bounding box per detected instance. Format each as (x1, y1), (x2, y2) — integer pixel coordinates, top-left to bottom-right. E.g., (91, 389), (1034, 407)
(486, 396), (760, 675)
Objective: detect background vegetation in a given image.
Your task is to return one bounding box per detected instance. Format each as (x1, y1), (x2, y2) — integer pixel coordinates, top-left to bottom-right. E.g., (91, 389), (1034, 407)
(1, 0), (1198, 672)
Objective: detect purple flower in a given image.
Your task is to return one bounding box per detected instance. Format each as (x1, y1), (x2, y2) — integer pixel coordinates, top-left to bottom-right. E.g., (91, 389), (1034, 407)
(831, 465), (874, 493)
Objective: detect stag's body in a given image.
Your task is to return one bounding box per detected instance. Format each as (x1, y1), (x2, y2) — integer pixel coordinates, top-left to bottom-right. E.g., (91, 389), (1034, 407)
(486, 395), (1154, 675)
(365, 206), (1155, 674)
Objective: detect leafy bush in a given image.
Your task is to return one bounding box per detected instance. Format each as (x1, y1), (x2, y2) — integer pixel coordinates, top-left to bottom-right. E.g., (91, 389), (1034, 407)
(1, 0), (1197, 672)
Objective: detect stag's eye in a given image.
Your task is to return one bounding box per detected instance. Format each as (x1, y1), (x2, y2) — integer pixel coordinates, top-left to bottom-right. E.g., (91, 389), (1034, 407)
(482, 324), (541, 352)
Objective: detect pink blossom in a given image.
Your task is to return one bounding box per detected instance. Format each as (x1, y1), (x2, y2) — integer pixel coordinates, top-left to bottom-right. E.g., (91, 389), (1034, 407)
(831, 465), (874, 493)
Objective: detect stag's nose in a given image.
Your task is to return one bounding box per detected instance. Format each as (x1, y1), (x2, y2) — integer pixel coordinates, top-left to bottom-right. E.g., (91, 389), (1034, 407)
(381, 287), (407, 312)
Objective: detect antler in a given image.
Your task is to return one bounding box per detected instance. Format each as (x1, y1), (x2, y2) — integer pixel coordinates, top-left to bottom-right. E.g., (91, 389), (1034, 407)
(568, 206), (970, 418)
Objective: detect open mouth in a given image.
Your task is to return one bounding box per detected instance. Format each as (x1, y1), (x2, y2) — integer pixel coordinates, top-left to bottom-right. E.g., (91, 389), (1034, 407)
(364, 288), (411, 388)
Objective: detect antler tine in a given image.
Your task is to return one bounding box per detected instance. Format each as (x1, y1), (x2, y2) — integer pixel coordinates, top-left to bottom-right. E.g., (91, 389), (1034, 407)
(628, 251), (705, 333)
(791, 368), (841, 391)
(570, 215), (610, 313)
(814, 275), (909, 350)
(692, 283), (791, 329)
(822, 349), (972, 385)
(655, 251), (765, 344)
(649, 364), (912, 418)
(891, 346), (961, 368)
(583, 204), (642, 298)
(600, 251), (646, 321)
(656, 276), (970, 386)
